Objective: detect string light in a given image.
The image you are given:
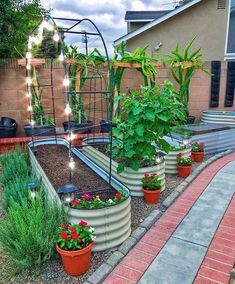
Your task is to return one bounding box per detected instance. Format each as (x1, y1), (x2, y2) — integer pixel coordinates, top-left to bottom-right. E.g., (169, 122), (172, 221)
(63, 77), (70, 87)
(59, 52), (64, 62)
(64, 103), (72, 115)
(156, 156), (162, 164)
(34, 36), (40, 45)
(68, 131), (76, 141)
(26, 64), (31, 70)
(26, 52), (32, 59)
(26, 77), (32, 85)
(182, 138), (189, 147)
(69, 157), (75, 169)
(26, 92), (31, 98)
(53, 32), (60, 42)
(30, 120), (35, 126)
(27, 105), (33, 112)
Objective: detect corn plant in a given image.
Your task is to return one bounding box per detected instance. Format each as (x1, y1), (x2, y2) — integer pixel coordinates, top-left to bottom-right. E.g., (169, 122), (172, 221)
(156, 38), (211, 116)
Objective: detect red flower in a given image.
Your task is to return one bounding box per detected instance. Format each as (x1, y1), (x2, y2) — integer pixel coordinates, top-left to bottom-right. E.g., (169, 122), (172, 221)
(144, 173), (149, 178)
(115, 192), (122, 199)
(177, 153), (182, 157)
(60, 232), (68, 239)
(68, 227), (76, 233)
(83, 193), (92, 200)
(77, 238), (82, 243)
(71, 199), (78, 206)
(71, 233), (79, 239)
(189, 154), (194, 159)
(79, 220), (88, 227)
(60, 224), (66, 229)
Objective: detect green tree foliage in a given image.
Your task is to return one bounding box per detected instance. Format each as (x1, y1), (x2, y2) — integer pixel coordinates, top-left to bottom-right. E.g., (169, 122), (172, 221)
(0, 0), (47, 58)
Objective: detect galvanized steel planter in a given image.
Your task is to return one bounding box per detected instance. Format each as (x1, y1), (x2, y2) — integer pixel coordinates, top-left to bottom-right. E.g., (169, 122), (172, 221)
(164, 147), (192, 174)
(28, 138), (131, 251)
(82, 137), (165, 197)
(202, 110), (235, 125)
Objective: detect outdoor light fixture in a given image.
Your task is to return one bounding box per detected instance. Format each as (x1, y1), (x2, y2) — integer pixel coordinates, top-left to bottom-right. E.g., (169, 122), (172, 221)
(26, 77), (32, 85)
(156, 152), (165, 164)
(26, 64), (31, 70)
(28, 182), (38, 199)
(58, 184), (77, 204)
(26, 92), (32, 98)
(30, 120), (35, 126)
(182, 137), (190, 148)
(63, 77), (70, 87)
(67, 131), (76, 141)
(26, 52), (32, 59)
(69, 157), (75, 170)
(27, 105), (33, 112)
(53, 32), (60, 42)
(64, 103), (72, 115)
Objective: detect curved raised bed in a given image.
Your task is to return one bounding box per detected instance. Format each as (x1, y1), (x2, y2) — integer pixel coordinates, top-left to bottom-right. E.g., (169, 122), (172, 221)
(82, 137), (165, 197)
(202, 110), (235, 125)
(28, 138), (131, 251)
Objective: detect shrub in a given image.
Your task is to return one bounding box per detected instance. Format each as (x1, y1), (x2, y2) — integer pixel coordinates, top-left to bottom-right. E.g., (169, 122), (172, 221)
(0, 195), (67, 273)
(3, 175), (40, 210)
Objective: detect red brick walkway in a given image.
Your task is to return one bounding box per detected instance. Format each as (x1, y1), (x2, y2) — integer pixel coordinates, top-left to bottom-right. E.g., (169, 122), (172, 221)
(104, 153), (235, 284)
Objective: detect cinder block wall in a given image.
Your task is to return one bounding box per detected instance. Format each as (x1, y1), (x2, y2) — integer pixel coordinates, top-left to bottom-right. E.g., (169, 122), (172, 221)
(0, 61), (233, 136)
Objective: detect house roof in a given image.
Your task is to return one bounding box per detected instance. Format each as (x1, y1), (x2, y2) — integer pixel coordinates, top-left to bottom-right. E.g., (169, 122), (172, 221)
(125, 11), (171, 22)
(114, 0), (203, 46)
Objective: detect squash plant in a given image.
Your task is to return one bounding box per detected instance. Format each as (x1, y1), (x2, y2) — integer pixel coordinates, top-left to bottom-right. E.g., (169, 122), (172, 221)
(112, 80), (186, 173)
(156, 38), (210, 116)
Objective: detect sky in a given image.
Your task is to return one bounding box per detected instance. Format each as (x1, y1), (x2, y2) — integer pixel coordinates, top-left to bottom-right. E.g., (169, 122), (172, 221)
(41, 0), (178, 55)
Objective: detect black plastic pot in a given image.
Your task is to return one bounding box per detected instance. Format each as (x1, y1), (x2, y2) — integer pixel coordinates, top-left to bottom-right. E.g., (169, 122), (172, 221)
(63, 121), (93, 134)
(186, 115), (196, 124)
(100, 120), (117, 133)
(24, 125), (56, 137)
(1, 117), (16, 127)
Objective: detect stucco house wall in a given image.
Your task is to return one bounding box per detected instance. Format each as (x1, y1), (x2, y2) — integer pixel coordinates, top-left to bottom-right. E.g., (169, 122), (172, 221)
(126, 0), (229, 61)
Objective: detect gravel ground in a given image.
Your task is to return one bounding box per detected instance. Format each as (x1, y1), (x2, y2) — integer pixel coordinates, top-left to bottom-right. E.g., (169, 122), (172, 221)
(0, 149), (212, 284)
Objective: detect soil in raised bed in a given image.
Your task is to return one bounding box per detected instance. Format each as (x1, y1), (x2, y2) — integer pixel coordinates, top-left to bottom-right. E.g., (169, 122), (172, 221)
(36, 145), (117, 200)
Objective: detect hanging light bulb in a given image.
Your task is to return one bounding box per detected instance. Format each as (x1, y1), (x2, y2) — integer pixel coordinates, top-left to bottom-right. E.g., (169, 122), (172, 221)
(69, 157), (75, 170)
(26, 64), (31, 70)
(182, 138), (189, 147)
(26, 52), (32, 59)
(63, 77), (70, 87)
(64, 103), (72, 115)
(59, 52), (64, 62)
(30, 120), (35, 126)
(156, 156), (162, 164)
(53, 32), (60, 42)
(26, 92), (31, 98)
(68, 131), (76, 141)
(28, 41), (32, 50)
(34, 36), (40, 45)
(26, 77), (32, 85)
(27, 105), (33, 112)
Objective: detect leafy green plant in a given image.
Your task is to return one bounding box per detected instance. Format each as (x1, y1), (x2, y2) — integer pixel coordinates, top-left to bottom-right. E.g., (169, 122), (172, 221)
(192, 141), (204, 152)
(0, 195), (67, 273)
(64, 45), (105, 123)
(113, 80), (186, 173)
(30, 71), (55, 126)
(156, 38), (210, 116)
(142, 173), (161, 191)
(57, 221), (95, 251)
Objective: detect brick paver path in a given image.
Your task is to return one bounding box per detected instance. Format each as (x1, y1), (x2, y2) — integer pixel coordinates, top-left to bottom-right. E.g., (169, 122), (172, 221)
(104, 153), (235, 284)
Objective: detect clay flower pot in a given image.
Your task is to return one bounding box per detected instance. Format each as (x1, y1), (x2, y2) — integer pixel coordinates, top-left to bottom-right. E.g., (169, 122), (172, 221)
(56, 242), (93, 276)
(142, 189), (161, 204)
(192, 152), (204, 163)
(177, 165), (192, 178)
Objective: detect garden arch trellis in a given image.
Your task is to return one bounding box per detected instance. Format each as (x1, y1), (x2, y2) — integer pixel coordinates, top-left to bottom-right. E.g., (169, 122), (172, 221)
(18, 14), (114, 192)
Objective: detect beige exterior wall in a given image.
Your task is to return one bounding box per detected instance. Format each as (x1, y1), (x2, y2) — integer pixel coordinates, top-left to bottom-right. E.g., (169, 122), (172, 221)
(127, 0), (229, 61)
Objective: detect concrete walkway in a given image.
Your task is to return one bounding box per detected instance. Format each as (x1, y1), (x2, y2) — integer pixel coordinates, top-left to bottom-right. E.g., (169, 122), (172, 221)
(104, 153), (235, 284)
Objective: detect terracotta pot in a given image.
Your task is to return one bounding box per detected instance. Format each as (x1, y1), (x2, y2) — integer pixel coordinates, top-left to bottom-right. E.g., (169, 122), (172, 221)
(142, 189), (161, 204)
(177, 165), (192, 178)
(192, 151), (204, 163)
(56, 242), (93, 276)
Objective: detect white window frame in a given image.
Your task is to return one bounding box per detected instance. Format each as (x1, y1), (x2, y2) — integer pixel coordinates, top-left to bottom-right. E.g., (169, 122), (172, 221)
(225, 0), (235, 58)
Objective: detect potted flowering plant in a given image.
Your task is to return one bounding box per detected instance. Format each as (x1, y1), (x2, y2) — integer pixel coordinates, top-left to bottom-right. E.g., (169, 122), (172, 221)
(56, 221), (95, 276)
(142, 173), (161, 204)
(176, 153), (193, 178)
(191, 141), (205, 162)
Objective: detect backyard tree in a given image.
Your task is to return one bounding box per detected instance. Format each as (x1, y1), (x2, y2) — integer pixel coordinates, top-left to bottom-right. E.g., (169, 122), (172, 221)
(0, 0), (47, 58)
